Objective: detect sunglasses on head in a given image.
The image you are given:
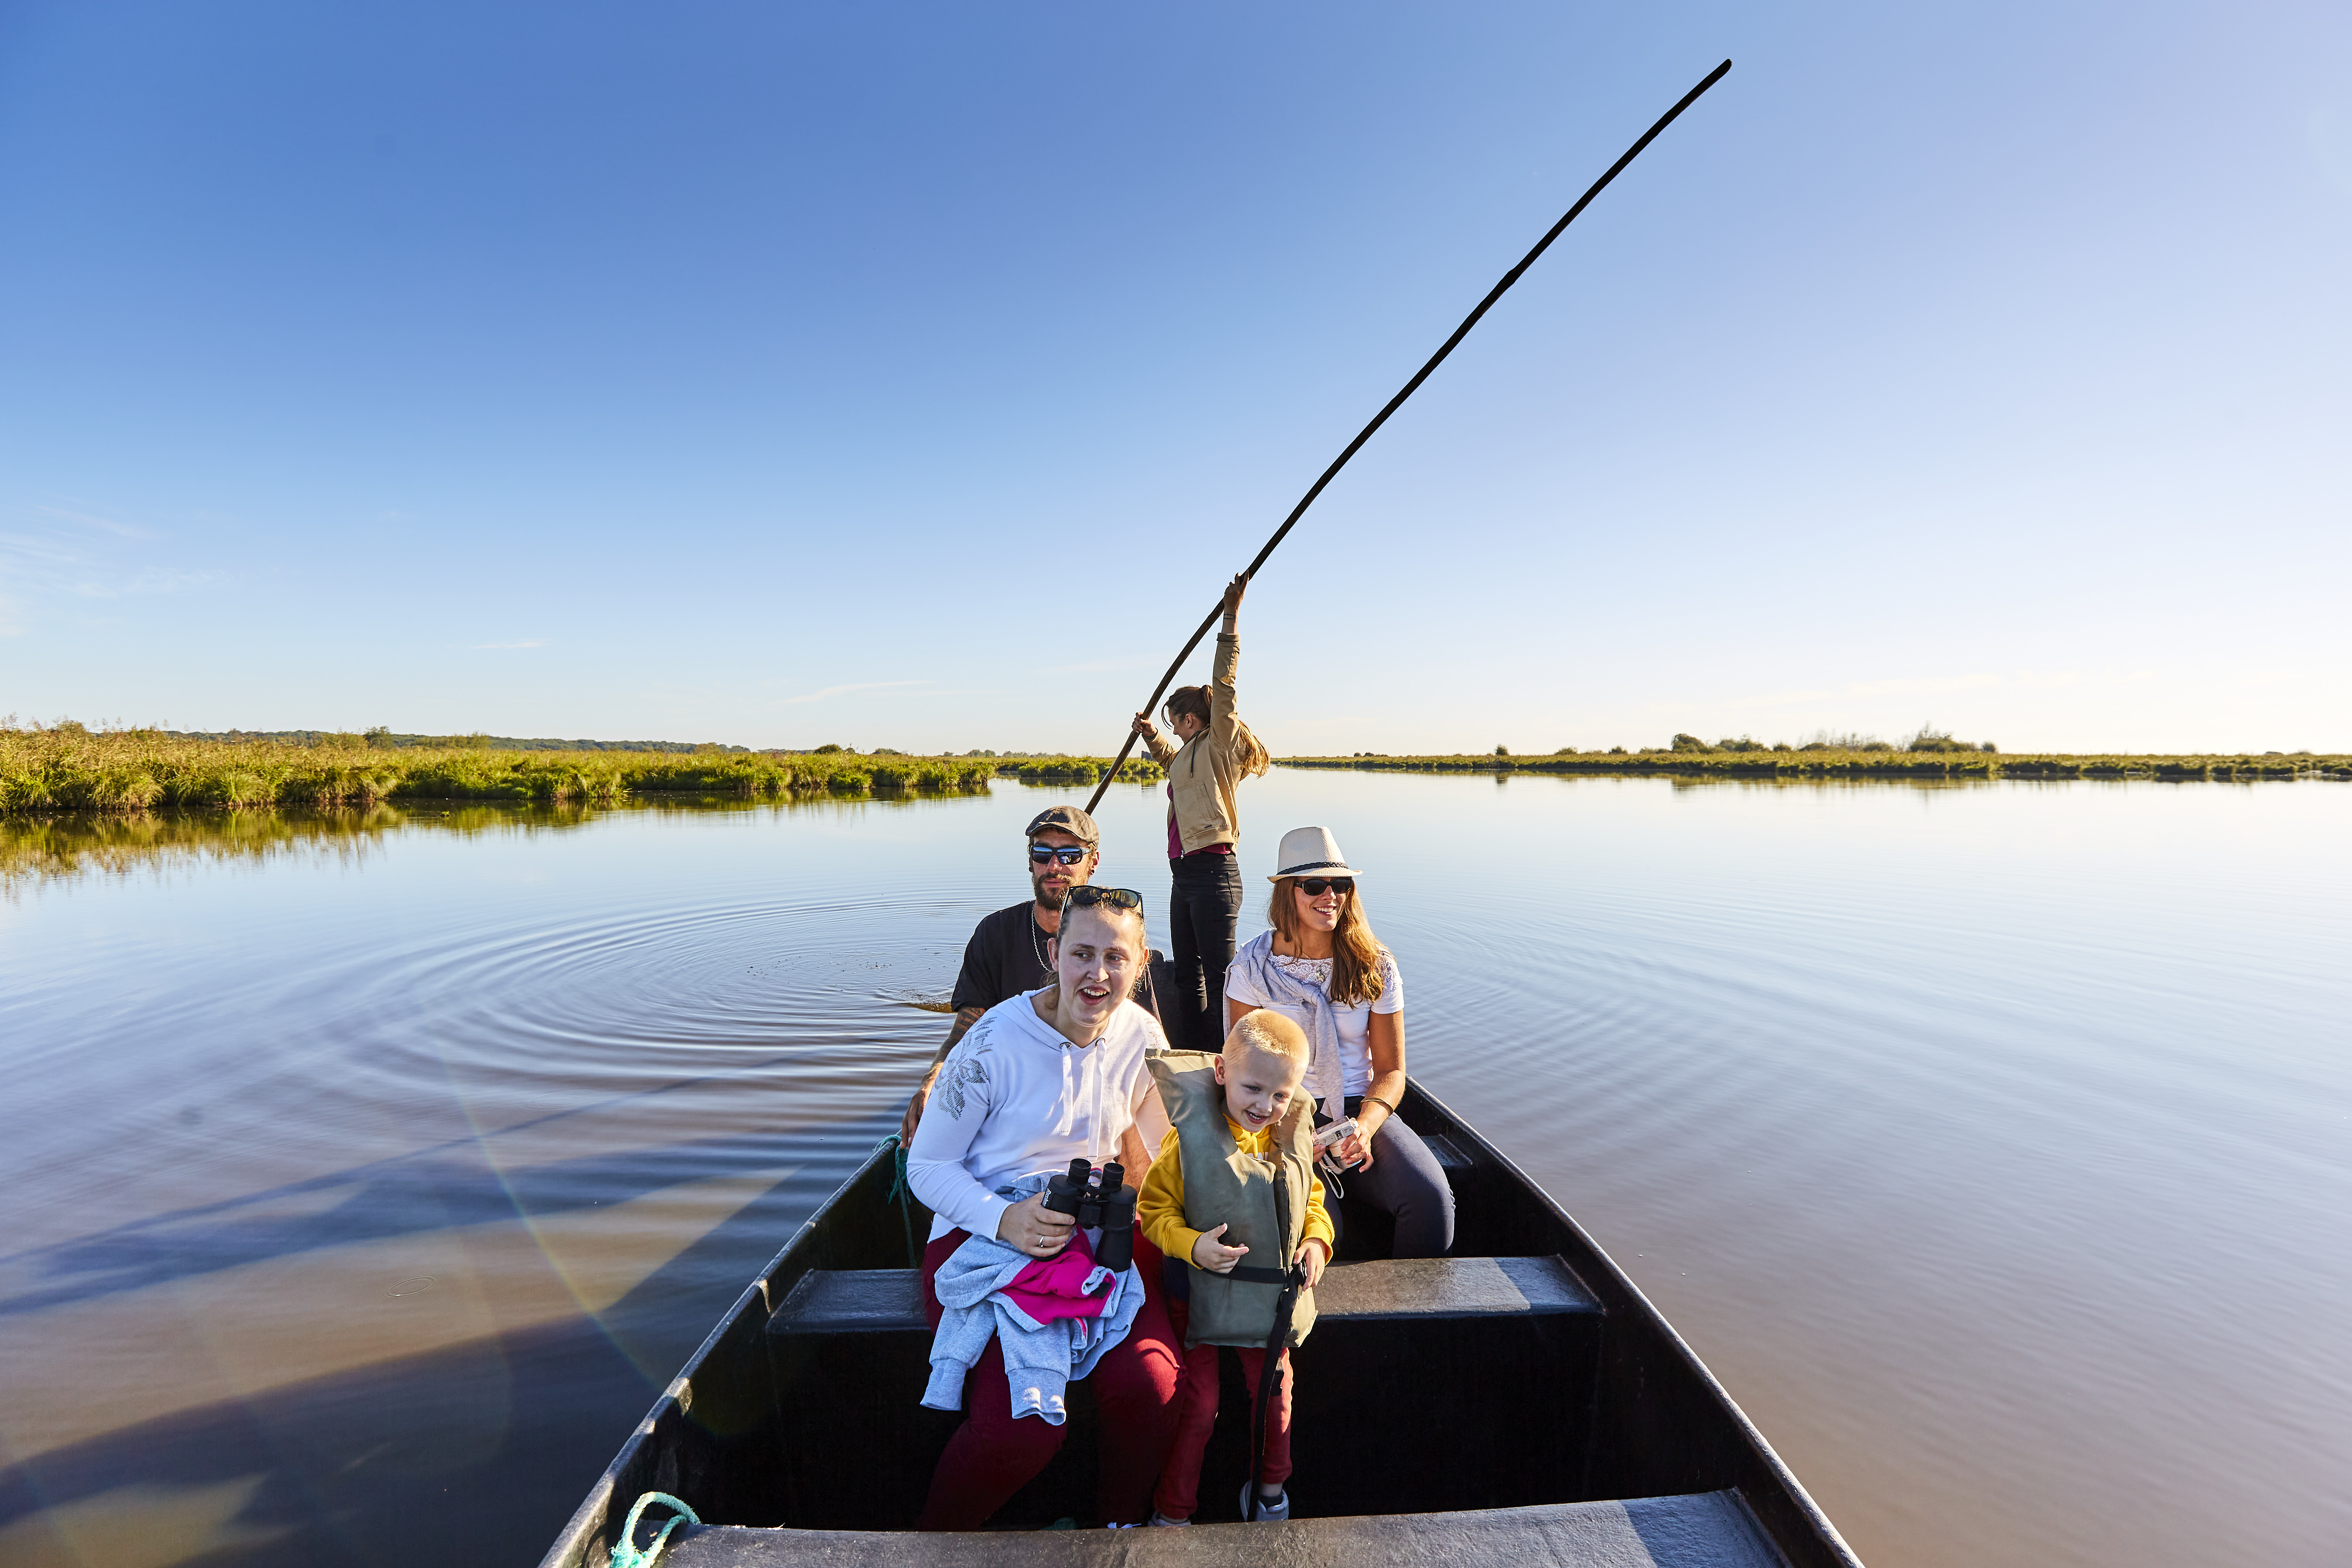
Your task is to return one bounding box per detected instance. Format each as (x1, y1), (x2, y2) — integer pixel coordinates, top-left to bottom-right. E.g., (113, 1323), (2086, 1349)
(1064, 885), (1142, 913)
(1297, 877), (1354, 897)
(1029, 844), (1089, 866)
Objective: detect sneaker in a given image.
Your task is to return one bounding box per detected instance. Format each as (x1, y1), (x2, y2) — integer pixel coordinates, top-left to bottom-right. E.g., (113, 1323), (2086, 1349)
(1239, 1483), (1290, 1522)
(1148, 1512), (1191, 1528)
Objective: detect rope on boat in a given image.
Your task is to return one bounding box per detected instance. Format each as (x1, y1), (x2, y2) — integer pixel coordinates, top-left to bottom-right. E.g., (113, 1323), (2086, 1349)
(610, 1491), (700, 1568)
(877, 1134), (918, 1265)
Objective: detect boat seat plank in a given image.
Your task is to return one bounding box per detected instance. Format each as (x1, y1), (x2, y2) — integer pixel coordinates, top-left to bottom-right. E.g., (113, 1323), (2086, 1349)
(766, 1255), (1597, 1338)
(651, 1490), (1786, 1567)
(1419, 1131), (1475, 1169)
(1316, 1254), (1599, 1319)
(769, 1268), (927, 1334)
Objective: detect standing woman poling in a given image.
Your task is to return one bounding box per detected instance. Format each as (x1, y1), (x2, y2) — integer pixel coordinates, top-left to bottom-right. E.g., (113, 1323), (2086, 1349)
(1131, 573), (1271, 1051)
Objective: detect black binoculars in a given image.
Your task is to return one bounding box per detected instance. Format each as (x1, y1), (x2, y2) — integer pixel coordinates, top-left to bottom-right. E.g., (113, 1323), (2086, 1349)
(1041, 1158), (1137, 1273)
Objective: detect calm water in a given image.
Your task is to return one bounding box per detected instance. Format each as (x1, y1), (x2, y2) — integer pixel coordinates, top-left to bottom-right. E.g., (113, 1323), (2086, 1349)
(2, 773), (2347, 1568)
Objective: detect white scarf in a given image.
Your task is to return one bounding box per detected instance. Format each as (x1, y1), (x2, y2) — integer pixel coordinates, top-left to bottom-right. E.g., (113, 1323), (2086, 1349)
(1229, 930), (1346, 1124)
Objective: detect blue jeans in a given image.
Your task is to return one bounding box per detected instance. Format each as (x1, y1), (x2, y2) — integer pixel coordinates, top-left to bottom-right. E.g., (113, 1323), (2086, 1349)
(1333, 1096), (1455, 1259)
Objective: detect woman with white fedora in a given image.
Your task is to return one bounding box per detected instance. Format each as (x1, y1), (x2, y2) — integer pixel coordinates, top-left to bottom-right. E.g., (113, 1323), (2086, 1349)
(1222, 825), (1454, 1258)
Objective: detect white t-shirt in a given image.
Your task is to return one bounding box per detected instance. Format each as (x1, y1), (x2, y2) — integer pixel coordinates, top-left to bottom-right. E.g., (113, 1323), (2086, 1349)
(1224, 932), (1404, 1098)
(907, 989), (1167, 1242)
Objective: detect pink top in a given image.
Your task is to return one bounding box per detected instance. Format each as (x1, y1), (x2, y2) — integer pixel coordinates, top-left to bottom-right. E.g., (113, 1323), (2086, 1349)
(1004, 1228), (1112, 1322)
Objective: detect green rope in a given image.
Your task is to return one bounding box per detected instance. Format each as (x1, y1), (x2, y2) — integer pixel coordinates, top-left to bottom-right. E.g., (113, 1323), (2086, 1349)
(610, 1491), (699, 1568)
(877, 1133), (918, 1265)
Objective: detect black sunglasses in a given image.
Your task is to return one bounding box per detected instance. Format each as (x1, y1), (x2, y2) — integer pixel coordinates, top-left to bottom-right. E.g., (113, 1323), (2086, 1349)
(1028, 844), (1089, 866)
(1064, 885), (1143, 913)
(1297, 877), (1354, 897)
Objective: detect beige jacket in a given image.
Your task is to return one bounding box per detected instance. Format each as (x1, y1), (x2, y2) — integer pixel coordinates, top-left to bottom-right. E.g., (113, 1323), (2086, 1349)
(1144, 632), (1245, 855)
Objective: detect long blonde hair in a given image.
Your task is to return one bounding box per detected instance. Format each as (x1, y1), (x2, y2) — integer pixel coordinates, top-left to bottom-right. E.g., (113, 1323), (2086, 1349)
(1164, 686), (1271, 779)
(1268, 878), (1386, 1008)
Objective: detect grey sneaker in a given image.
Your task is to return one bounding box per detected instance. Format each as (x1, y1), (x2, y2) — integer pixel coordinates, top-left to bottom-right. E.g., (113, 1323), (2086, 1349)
(1239, 1483), (1289, 1522)
(1148, 1512), (1191, 1527)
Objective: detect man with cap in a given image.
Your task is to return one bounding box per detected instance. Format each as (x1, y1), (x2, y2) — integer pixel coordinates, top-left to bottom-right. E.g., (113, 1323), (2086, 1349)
(900, 805), (1161, 1140)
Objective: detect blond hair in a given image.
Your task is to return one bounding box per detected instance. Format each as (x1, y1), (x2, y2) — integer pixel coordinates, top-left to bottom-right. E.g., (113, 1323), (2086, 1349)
(1224, 1008), (1310, 1074)
(1268, 878), (1386, 1009)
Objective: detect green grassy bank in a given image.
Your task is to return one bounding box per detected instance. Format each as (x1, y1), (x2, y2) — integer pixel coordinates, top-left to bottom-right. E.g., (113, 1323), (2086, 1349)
(1280, 751), (2351, 781)
(0, 727), (1162, 815)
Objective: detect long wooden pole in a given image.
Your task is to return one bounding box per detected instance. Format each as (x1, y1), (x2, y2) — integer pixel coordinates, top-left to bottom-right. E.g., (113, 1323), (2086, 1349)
(1084, 59), (1732, 814)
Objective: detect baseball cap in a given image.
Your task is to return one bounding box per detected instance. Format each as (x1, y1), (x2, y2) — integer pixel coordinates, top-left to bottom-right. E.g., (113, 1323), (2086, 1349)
(1024, 805), (1099, 845)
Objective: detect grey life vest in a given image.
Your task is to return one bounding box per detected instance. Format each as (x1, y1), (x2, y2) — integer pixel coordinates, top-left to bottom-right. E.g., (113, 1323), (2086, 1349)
(1148, 1051), (1318, 1351)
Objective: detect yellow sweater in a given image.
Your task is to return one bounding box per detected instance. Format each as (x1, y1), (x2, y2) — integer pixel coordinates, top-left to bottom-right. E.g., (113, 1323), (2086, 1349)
(1137, 1117), (1334, 1269)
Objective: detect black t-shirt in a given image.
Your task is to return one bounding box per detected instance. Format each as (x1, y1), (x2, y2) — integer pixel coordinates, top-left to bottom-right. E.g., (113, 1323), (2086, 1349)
(950, 901), (1057, 1013)
(950, 900), (1162, 1019)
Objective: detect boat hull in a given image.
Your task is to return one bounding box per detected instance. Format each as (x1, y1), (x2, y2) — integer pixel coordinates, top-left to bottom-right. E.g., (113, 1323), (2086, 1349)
(537, 1080), (1861, 1567)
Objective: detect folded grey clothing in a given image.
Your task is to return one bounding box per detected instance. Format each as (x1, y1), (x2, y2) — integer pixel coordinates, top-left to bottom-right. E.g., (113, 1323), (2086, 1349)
(921, 1174), (1145, 1424)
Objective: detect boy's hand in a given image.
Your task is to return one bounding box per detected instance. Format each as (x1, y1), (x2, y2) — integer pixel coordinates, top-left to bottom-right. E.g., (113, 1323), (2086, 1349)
(1191, 1223), (1249, 1274)
(1295, 1236), (1329, 1291)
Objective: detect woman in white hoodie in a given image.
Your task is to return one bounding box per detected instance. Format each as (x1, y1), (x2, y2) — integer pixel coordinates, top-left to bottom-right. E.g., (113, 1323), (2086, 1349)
(905, 888), (1181, 1529)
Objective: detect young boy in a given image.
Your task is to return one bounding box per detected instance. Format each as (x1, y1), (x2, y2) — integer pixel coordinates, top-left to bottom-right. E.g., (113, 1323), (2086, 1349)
(1137, 1009), (1334, 1525)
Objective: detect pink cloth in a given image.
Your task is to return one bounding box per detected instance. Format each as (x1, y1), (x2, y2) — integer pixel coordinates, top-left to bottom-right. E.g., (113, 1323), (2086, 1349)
(1005, 1228), (1111, 1323)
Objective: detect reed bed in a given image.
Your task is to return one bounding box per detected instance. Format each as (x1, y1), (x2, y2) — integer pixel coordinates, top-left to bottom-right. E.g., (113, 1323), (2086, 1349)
(1282, 751), (2352, 781)
(0, 727), (1163, 817)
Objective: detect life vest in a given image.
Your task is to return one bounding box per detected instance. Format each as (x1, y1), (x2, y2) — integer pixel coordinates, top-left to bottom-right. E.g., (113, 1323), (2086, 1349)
(1148, 1050), (1319, 1350)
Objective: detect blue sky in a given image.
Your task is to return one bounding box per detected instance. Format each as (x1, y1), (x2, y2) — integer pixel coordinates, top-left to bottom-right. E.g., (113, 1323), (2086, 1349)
(3, 2), (2346, 754)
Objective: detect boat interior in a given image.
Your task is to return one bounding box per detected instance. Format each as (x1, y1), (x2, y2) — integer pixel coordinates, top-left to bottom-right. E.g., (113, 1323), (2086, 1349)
(541, 1079), (1854, 1568)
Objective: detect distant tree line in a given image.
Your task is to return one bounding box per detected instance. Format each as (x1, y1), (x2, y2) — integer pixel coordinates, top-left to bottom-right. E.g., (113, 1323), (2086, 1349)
(1654, 724), (1997, 756)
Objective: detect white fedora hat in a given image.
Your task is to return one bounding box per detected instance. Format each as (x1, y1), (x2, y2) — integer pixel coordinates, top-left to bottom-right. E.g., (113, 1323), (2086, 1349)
(1268, 825), (1363, 882)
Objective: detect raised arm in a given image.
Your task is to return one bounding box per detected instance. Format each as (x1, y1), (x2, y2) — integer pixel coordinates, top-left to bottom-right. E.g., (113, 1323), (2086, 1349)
(1132, 712), (1178, 765)
(1210, 574), (1243, 745)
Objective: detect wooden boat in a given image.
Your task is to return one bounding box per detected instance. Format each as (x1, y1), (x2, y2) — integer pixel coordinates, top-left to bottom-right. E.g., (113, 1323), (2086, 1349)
(537, 1078), (1862, 1567)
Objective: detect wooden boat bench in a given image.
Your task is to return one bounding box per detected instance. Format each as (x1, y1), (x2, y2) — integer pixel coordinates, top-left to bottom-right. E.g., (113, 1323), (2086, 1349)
(763, 1254), (1608, 1530)
(652, 1489), (1785, 1566)
(765, 1252), (1595, 1335)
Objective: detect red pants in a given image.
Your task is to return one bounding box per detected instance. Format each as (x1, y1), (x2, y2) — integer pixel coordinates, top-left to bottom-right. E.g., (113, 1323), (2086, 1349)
(1151, 1338), (1292, 1522)
(914, 1228), (1183, 1530)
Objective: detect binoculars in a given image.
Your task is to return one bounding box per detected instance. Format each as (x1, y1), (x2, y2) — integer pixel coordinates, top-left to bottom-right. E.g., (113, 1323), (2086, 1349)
(1042, 1158), (1137, 1273)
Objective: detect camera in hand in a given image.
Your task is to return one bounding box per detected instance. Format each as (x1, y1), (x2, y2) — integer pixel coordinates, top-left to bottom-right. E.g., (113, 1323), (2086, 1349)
(1042, 1158), (1137, 1273)
(1312, 1116), (1361, 1169)
(1312, 1116), (1358, 1152)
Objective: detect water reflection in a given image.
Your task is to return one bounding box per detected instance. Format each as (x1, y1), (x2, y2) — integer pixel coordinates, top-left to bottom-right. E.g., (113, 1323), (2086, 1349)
(2, 776), (2347, 1568)
(0, 792), (977, 892)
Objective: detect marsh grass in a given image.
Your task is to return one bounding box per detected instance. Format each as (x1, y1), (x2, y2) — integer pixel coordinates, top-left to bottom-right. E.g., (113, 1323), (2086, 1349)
(0, 724), (1164, 817)
(1284, 751), (2352, 781)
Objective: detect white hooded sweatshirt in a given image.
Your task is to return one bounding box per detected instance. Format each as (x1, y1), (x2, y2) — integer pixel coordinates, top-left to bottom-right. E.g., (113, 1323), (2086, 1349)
(907, 988), (1166, 1242)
